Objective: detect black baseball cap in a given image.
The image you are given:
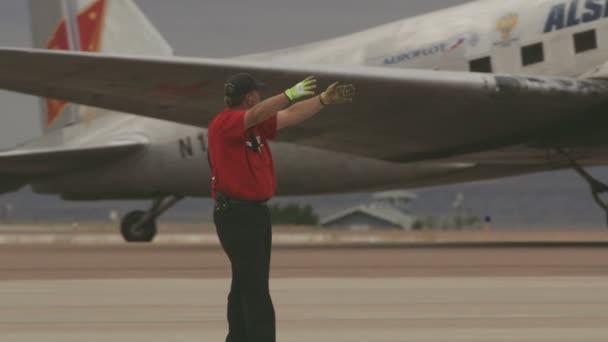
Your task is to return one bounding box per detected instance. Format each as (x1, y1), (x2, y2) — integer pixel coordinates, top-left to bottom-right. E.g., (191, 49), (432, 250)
(224, 73), (267, 97)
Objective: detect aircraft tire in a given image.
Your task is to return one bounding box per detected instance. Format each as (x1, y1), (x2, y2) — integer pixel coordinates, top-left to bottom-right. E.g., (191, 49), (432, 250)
(121, 210), (157, 243)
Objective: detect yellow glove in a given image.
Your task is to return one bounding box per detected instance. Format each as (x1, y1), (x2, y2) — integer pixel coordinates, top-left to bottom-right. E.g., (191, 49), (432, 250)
(285, 76), (317, 101)
(320, 82), (355, 105)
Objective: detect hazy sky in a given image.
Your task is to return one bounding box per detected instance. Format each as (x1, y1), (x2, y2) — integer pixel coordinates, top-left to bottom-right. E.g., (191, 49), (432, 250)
(0, 0), (470, 149)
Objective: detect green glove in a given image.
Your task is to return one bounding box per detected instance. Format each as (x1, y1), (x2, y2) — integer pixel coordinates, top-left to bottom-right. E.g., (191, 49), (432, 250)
(320, 82), (356, 105)
(285, 76), (317, 101)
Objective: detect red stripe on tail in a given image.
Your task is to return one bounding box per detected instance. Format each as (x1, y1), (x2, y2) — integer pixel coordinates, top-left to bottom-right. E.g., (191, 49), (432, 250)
(45, 0), (107, 128)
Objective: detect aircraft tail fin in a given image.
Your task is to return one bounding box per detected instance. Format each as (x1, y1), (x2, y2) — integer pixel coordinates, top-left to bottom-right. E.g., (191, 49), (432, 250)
(28, 0), (173, 133)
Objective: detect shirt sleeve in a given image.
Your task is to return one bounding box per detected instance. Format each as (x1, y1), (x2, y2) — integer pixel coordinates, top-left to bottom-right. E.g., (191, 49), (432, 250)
(258, 113), (278, 140)
(219, 109), (246, 142)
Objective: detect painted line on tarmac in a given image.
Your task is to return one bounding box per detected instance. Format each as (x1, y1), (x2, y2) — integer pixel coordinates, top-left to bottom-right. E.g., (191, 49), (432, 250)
(0, 233), (608, 248)
(0, 233), (434, 246)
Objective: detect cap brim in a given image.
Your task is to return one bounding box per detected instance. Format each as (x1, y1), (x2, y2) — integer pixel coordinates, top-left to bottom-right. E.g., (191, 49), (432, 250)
(254, 82), (268, 91)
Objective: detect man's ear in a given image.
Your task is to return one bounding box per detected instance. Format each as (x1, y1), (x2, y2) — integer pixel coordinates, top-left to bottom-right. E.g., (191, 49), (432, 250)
(245, 91), (256, 107)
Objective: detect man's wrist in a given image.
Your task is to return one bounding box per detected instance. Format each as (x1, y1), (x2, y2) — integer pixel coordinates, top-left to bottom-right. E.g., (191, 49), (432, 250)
(319, 94), (327, 106)
(284, 92), (293, 105)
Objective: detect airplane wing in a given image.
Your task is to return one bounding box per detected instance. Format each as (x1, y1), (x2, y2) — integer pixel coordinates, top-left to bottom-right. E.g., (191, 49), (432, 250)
(0, 48), (607, 163)
(0, 140), (145, 175)
(0, 139), (145, 194)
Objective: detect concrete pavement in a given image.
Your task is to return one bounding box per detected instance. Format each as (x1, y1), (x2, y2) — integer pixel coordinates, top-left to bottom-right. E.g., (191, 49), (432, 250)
(1, 277), (607, 341)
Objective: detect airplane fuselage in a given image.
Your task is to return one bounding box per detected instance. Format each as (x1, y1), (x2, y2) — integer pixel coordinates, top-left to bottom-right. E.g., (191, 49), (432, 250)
(245, 0), (608, 77)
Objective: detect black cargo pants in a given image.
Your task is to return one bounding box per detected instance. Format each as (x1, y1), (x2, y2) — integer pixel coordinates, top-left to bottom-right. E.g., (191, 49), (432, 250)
(213, 201), (275, 342)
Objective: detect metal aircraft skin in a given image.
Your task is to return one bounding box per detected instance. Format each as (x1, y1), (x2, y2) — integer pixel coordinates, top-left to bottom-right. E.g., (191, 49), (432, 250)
(2, 0), (608, 240)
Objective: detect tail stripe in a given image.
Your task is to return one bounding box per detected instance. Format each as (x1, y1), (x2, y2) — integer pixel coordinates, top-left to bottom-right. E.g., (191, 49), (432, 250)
(44, 0), (107, 128)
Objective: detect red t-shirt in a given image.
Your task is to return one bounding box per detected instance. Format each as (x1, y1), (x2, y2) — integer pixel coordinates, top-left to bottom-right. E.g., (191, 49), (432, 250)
(208, 108), (278, 201)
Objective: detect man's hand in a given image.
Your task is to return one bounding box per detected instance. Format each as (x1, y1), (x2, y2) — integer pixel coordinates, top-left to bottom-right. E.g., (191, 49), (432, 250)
(285, 76), (317, 101)
(320, 82), (356, 105)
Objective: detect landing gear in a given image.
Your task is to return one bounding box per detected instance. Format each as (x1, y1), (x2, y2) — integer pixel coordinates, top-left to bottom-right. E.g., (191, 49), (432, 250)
(121, 210), (157, 242)
(557, 148), (608, 225)
(120, 195), (184, 242)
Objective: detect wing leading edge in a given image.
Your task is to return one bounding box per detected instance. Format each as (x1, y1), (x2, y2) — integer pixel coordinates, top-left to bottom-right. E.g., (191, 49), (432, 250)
(0, 48), (607, 162)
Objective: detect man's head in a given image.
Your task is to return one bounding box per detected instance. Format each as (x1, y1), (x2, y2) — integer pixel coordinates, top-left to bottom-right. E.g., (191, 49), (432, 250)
(224, 73), (267, 109)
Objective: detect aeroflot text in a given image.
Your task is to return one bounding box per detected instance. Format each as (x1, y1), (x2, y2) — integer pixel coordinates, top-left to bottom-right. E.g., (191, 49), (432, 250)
(384, 44), (446, 65)
(383, 36), (466, 65)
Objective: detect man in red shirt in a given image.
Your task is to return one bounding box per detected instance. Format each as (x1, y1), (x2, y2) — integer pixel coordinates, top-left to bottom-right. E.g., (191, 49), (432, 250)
(208, 73), (354, 342)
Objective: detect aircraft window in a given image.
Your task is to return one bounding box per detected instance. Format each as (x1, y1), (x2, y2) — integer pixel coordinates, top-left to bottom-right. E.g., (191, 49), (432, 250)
(521, 43), (544, 66)
(574, 30), (597, 53)
(469, 57), (493, 73)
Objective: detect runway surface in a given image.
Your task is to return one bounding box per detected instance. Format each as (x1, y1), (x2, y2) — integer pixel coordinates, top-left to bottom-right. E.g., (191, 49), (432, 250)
(1, 244), (607, 341)
(0, 244), (607, 279)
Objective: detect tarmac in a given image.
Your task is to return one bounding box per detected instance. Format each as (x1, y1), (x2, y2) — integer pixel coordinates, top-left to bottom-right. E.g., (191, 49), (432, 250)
(0, 234), (607, 341)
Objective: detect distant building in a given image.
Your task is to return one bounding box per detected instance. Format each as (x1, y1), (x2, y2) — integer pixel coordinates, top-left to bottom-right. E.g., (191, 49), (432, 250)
(320, 190), (417, 230)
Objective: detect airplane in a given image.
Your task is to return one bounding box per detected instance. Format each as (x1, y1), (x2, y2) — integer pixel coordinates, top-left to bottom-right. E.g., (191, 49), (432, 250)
(0, 0), (607, 242)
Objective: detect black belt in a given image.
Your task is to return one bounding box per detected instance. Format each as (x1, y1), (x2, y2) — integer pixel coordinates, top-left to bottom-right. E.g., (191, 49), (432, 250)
(226, 197), (268, 206)
(215, 192), (268, 208)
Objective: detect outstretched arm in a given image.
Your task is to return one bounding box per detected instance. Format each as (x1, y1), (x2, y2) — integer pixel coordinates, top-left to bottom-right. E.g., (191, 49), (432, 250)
(277, 81), (355, 130)
(244, 76), (317, 130)
(243, 93), (290, 130)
